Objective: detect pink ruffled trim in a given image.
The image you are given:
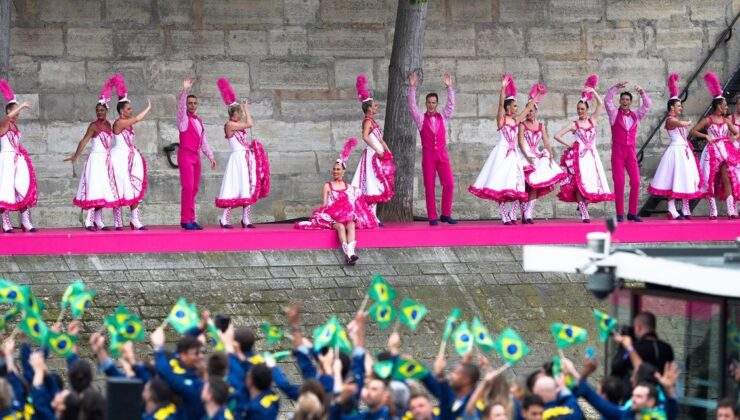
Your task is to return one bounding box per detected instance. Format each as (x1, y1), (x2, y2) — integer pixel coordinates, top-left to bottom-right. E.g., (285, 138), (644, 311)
(362, 151), (396, 205)
(215, 139), (271, 208)
(645, 186), (704, 200)
(467, 186), (527, 202)
(524, 170), (567, 198)
(557, 142), (615, 203)
(294, 188), (378, 230)
(0, 145), (38, 211)
(72, 198), (121, 210)
(116, 151), (147, 207)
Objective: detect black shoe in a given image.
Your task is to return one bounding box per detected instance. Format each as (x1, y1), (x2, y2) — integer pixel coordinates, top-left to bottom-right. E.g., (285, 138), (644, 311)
(526, 218), (534, 224)
(627, 214), (643, 222)
(429, 219), (438, 226)
(377, 221), (384, 227)
(193, 222), (204, 230)
(182, 222), (200, 230)
(583, 218), (591, 223)
(440, 215), (458, 224)
(616, 215), (624, 222)
(503, 221), (512, 226)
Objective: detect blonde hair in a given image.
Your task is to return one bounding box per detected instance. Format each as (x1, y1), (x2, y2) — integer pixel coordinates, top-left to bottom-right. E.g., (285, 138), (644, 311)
(294, 392), (325, 420)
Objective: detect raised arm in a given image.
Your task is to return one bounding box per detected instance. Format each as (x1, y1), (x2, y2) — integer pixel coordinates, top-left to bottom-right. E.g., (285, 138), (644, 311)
(665, 116), (692, 130)
(514, 98), (538, 124)
(589, 88), (605, 123)
(64, 123), (97, 163)
(497, 77), (508, 129)
(226, 100), (253, 134)
(177, 77), (192, 133)
(553, 122), (576, 147)
(0, 101), (32, 129)
(441, 73), (455, 120)
(114, 100), (152, 132)
(604, 83), (623, 126)
(635, 85), (651, 120)
(407, 73), (424, 130)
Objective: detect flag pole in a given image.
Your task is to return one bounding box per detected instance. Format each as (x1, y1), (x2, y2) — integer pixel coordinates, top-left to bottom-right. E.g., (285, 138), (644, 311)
(54, 307), (66, 330)
(437, 339), (447, 359)
(492, 363), (511, 376)
(359, 293), (370, 314)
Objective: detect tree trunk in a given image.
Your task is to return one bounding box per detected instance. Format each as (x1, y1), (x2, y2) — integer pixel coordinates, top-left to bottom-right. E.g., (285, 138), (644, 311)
(378, 0), (427, 222)
(0, 0), (10, 78)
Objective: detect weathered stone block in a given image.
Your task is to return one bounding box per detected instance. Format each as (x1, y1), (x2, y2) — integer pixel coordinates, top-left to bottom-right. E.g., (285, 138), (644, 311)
(527, 27), (582, 56)
(424, 25), (476, 57)
(284, 0), (319, 25)
(40, 0), (101, 24)
(450, 118), (497, 144)
(318, 0), (388, 24)
(157, 0), (193, 25)
(587, 27), (643, 54)
(499, 0), (547, 23)
(227, 31), (269, 57)
(268, 27), (308, 57)
(455, 59), (505, 91)
(281, 100), (359, 122)
(39, 61), (86, 90)
(655, 27), (703, 52)
(196, 61), (250, 98)
(106, 0), (151, 24)
(308, 29), (385, 58)
(450, 0), (493, 22)
(9, 56), (39, 91)
(258, 60), (329, 90)
(85, 61), (147, 94)
(67, 28), (114, 58)
(145, 60), (195, 92)
(11, 28), (64, 56)
(202, 0), (283, 26)
(605, 0), (686, 20)
(476, 26), (526, 57)
(549, 0), (605, 23)
(114, 30), (164, 58)
(543, 60), (600, 91)
(599, 57), (666, 91)
(334, 59), (375, 89)
(256, 121), (332, 151)
(269, 152), (318, 175)
(13, 94), (39, 120)
(169, 31), (226, 58)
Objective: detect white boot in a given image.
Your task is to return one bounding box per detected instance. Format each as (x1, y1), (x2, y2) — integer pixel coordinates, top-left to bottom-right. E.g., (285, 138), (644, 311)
(113, 207), (123, 230)
(130, 207), (145, 230)
(666, 199), (680, 220)
(20, 209), (35, 232)
(499, 202), (511, 225)
(578, 202), (590, 223)
(681, 200), (691, 219)
(84, 209), (96, 230)
(220, 208), (233, 228)
(341, 242), (350, 264)
(510, 201), (520, 224)
(242, 206), (254, 228)
(347, 241), (358, 265)
(94, 208), (107, 230)
(708, 198), (718, 219)
(727, 196), (738, 219)
(1, 211), (12, 233)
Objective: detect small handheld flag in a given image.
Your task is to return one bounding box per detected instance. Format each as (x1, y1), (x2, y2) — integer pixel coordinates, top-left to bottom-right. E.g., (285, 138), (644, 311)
(61, 281), (85, 309)
(166, 298), (200, 334)
(442, 308), (462, 342)
(398, 298), (428, 331)
(392, 358), (428, 380)
(593, 309), (617, 342)
(472, 317), (495, 352)
(20, 286), (43, 314)
(312, 317), (340, 352)
(70, 291), (95, 319)
(639, 408), (668, 420)
(374, 360), (394, 379)
(493, 328), (530, 366)
(368, 302), (396, 329)
(0, 280), (25, 305)
(452, 321), (474, 356)
(550, 323), (588, 349)
(46, 331), (77, 357)
(19, 311), (49, 346)
(207, 324), (225, 352)
(262, 322), (285, 345)
(368, 274), (396, 303)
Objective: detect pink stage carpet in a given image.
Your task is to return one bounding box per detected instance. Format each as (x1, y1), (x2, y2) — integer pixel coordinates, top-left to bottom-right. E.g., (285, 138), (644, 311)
(0, 218), (738, 256)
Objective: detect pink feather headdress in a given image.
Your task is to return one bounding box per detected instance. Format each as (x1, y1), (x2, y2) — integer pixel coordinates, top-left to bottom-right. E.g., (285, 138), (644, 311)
(667, 73), (680, 100)
(703, 72), (724, 99)
(0, 80), (17, 105)
(580, 74), (599, 103)
(110, 74), (129, 103)
(217, 78), (238, 107)
(356, 74), (372, 103)
(528, 84), (548, 107)
(98, 76), (114, 108)
(337, 138), (358, 167)
(503, 74), (517, 100)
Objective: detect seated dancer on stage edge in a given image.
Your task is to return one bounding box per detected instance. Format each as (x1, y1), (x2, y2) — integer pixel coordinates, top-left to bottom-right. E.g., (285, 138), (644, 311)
(469, 74), (539, 225)
(690, 72), (740, 219)
(553, 75), (615, 223)
(67, 75), (122, 231)
(728, 96), (740, 206)
(517, 83), (566, 224)
(295, 138), (378, 265)
(0, 80), (36, 233)
(110, 74), (152, 230)
(647, 73), (703, 220)
(351, 74), (395, 226)
(407, 71), (457, 226)
(214, 78), (270, 228)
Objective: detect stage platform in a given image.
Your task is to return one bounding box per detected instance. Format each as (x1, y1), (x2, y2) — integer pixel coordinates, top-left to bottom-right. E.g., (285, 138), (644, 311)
(0, 218), (738, 256)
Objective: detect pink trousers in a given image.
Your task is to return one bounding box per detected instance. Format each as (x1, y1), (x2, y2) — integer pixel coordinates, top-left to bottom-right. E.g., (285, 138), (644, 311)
(611, 144), (640, 216)
(422, 149), (454, 220)
(178, 149), (201, 224)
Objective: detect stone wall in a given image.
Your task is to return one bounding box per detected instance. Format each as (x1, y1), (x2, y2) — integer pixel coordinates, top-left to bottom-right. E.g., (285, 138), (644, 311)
(7, 0), (740, 226)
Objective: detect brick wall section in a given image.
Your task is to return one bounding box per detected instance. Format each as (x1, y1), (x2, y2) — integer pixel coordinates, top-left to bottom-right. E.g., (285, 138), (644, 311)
(7, 0), (740, 226)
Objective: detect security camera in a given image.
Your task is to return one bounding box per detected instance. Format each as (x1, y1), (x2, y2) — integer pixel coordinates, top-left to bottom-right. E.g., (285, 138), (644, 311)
(588, 267), (615, 300)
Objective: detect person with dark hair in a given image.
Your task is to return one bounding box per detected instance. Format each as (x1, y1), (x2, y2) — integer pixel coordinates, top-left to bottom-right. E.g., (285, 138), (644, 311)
(332, 376), (390, 419)
(407, 71), (457, 226)
(201, 377), (233, 420)
(648, 73), (702, 220)
(604, 80), (652, 222)
(109, 74), (152, 230)
(177, 76), (216, 230)
(554, 75), (615, 223)
(600, 376), (625, 405)
(67, 359), (93, 393)
(520, 394), (544, 420)
(285, 302), (338, 395)
(690, 72), (740, 219)
(611, 312), (674, 381)
(470, 74), (540, 225)
(67, 75), (121, 231)
(240, 363), (279, 419)
(420, 352), (481, 419)
(143, 377), (179, 420)
(0, 79), (37, 233)
(79, 389), (106, 420)
(351, 74), (395, 226)
(407, 393), (439, 420)
(207, 352), (229, 378)
(717, 397), (739, 420)
(28, 351), (81, 420)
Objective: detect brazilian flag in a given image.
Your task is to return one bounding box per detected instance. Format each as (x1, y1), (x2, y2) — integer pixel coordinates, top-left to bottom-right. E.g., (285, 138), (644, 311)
(166, 298), (200, 334)
(266, 350), (291, 362)
(70, 291), (95, 319)
(551, 356), (576, 390)
(207, 324), (225, 352)
(261, 322), (285, 345)
(368, 274), (396, 303)
(335, 326), (352, 354)
(20, 286), (43, 314)
(19, 311), (49, 346)
(368, 302), (396, 329)
(442, 308), (462, 342)
(312, 317), (340, 352)
(452, 321), (474, 356)
(104, 306), (144, 342)
(640, 408), (667, 420)
(493, 328), (530, 366)
(61, 281), (85, 310)
(109, 333), (123, 358)
(392, 358), (428, 380)
(398, 298), (427, 331)
(550, 323), (588, 349)
(46, 331), (77, 357)
(593, 309), (617, 342)
(0, 280), (25, 305)
(374, 360), (394, 379)
(471, 317), (495, 352)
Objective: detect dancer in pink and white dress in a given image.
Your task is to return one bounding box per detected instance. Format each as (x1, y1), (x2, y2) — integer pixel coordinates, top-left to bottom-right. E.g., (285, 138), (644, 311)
(110, 74), (151, 230)
(554, 75), (615, 223)
(214, 78), (270, 228)
(469, 74), (539, 225)
(0, 80), (37, 233)
(295, 138), (377, 265)
(517, 84), (566, 223)
(728, 98), (740, 202)
(690, 72), (739, 219)
(351, 74), (395, 226)
(647, 73), (703, 220)
(67, 75), (121, 230)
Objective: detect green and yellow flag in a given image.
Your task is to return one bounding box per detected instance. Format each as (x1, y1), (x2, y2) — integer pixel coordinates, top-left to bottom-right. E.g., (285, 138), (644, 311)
(118, 315), (145, 342)
(368, 302), (396, 329)
(551, 356), (576, 390)
(452, 321), (474, 356)
(472, 317), (495, 352)
(46, 331), (77, 357)
(398, 298), (427, 331)
(0, 280), (25, 305)
(207, 324), (225, 352)
(261, 322), (285, 345)
(266, 350), (291, 362)
(70, 291), (95, 319)
(442, 308), (462, 342)
(493, 328), (530, 366)
(374, 360), (394, 379)
(335, 326), (353, 354)
(166, 298), (200, 334)
(19, 311), (49, 346)
(550, 323), (588, 349)
(368, 274), (396, 303)
(20, 286), (43, 314)
(392, 358), (428, 380)
(639, 408), (667, 420)
(61, 281), (85, 309)
(313, 317), (340, 352)
(109, 334), (123, 358)
(593, 309), (617, 342)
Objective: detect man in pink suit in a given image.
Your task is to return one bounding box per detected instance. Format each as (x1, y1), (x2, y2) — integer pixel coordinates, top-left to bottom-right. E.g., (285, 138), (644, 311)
(605, 81), (651, 222)
(407, 72), (457, 226)
(178, 77), (216, 230)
